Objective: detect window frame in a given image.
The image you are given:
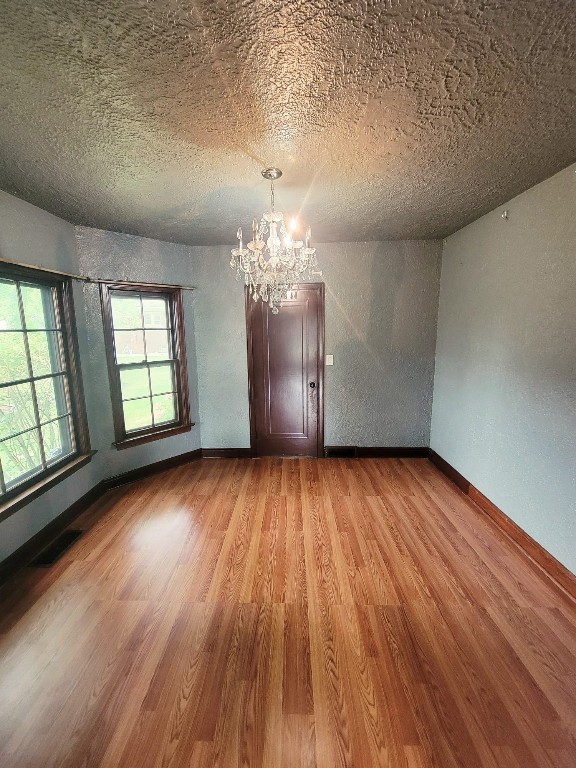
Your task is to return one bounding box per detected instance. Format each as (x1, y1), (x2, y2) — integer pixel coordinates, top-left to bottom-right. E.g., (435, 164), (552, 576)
(99, 282), (192, 449)
(0, 263), (92, 521)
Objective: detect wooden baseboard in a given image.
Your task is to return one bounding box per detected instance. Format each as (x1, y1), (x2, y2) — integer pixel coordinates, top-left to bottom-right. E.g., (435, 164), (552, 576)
(325, 446), (429, 458)
(357, 447), (429, 458)
(324, 446), (356, 457)
(428, 449), (471, 493)
(103, 448), (202, 490)
(201, 448), (253, 458)
(429, 449), (576, 602)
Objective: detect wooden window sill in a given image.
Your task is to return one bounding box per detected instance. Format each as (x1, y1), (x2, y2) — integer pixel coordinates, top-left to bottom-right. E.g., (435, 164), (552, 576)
(113, 422), (194, 450)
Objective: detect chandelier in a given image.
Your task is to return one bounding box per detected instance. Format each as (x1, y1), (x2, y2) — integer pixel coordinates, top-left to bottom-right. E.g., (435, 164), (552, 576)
(230, 168), (321, 313)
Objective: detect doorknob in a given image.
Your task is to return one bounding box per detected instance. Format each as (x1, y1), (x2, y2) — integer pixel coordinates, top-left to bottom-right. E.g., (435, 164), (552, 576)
(309, 381), (316, 389)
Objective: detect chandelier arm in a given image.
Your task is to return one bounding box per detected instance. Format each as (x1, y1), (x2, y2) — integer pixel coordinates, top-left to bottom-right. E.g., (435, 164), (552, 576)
(231, 167), (317, 311)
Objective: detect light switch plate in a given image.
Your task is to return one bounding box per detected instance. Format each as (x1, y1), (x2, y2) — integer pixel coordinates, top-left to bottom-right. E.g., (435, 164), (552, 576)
(325, 354), (334, 366)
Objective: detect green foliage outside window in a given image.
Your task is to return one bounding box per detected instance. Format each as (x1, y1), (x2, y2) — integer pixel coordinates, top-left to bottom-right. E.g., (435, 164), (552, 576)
(0, 278), (74, 493)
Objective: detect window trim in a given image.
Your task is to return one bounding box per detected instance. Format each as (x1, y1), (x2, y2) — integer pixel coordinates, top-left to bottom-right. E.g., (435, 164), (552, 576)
(99, 282), (192, 449)
(0, 263), (92, 522)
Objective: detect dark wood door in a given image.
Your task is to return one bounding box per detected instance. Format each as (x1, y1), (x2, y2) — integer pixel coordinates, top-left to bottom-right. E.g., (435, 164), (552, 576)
(247, 283), (324, 457)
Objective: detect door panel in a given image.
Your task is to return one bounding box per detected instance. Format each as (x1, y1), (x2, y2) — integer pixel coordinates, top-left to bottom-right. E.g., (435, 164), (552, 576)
(267, 303), (307, 437)
(247, 284), (324, 457)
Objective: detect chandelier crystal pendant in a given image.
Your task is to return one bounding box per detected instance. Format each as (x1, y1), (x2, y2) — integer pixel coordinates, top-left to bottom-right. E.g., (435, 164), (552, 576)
(230, 168), (322, 313)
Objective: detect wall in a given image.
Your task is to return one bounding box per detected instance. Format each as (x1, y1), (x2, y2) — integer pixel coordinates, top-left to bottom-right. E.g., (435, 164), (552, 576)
(192, 240), (441, 449)
(324, 241), (441, 446)
(0, 192), (201, 563)
(431, 163), (576, 574)
(191, 246), (252, 448)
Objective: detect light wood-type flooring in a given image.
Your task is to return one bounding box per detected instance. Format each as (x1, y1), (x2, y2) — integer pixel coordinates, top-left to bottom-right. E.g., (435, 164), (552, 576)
(0, 458), (575, 768)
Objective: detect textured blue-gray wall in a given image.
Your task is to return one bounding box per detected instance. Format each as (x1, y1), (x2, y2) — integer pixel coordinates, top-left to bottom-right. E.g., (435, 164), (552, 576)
(0, 194), (201, 563)
(191, 240), (441, 449)
(323, 241), (441, 446)
(431, 163), (576, 574)
(191, 246), (252, 448)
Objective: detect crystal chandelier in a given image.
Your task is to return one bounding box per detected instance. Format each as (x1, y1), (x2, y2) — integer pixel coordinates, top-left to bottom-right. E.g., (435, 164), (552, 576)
(230, 168), (321, 313)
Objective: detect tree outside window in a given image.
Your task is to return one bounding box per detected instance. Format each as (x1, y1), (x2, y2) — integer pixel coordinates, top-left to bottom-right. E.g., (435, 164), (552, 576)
(0, 268), (90, 504)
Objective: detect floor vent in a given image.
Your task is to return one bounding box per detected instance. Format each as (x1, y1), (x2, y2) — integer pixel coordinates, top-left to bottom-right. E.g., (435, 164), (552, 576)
(30, 530), (83, 567)
(324, 446), (358, 458)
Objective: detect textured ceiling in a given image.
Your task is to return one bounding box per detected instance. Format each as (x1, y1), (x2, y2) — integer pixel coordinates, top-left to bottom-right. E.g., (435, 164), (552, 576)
(0, 0), (574, 245)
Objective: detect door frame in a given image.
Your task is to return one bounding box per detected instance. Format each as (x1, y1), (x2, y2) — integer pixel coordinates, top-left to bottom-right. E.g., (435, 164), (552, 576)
(245, 282), (325, 458)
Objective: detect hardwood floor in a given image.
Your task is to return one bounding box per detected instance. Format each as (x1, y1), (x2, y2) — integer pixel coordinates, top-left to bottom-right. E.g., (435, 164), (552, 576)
(0, 458), (575, 768)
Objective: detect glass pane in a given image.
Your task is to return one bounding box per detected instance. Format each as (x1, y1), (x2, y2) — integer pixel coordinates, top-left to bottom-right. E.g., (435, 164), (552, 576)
(111, 294), (142, 329)
(42, 417), (74, 465)
(0, 331), (28, 384)
(120, 366), (150, 401)
(35, 376), (68, 423)
(145, 329), (171, 361)
(114, 330), (145, 364)
(152, 393), (177, 426)
(29, 330), (62, 377)
(123, 397), (153, 432)
(142, 297), (169, 328)
(0, 382), (36, 441)
(150, 363), (174, 395)
(0, 280), (22, 330)
(1, 429), (43, 489)
(21, 283), (56, 329)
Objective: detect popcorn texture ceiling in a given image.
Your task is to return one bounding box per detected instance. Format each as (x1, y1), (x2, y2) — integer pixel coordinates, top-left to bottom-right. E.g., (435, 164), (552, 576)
(0, 0), (574, 245)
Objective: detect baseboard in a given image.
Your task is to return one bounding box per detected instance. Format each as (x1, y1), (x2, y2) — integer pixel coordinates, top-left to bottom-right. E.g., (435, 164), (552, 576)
(0, 481), (104, 584)
(357, 446), (429, 458)
(201, 448), (253, 458)
(202, 447), (430, 459)
(428, 449), (576, 602)
(428, 449), (471, 493)
(325, 446), (428, 458)
(324, 446), (356, 457)
(103, 448), (202, 490)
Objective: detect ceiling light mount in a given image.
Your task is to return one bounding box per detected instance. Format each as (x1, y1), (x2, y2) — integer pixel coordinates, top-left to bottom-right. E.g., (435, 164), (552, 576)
(230, 168), (321, 313)
(261, 167), (283, 181)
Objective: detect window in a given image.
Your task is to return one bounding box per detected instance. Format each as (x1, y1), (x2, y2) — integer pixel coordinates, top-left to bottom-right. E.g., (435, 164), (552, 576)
(0, 265), (91, 511)
(100, 283), (191, 448)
